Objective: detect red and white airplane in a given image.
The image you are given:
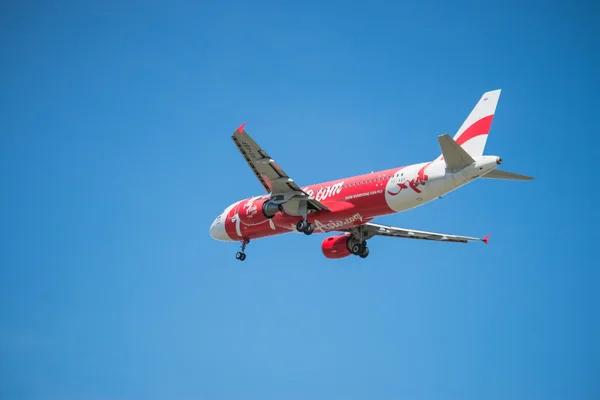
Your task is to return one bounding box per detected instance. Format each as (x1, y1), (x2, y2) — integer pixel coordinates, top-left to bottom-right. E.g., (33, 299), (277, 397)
(210, 90), (533, 260)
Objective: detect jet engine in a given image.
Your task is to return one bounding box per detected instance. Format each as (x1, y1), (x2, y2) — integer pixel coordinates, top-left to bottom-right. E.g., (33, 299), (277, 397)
(261, 199), (282, 218)
(321, 234), (354, 259)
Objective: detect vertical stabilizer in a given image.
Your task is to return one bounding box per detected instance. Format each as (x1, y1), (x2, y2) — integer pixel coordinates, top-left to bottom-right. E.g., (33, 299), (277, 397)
(447, 89), (501, 158)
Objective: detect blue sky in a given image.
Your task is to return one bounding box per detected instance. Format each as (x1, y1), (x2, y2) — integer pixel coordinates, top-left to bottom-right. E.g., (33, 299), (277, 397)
(1, 0), (598, 399)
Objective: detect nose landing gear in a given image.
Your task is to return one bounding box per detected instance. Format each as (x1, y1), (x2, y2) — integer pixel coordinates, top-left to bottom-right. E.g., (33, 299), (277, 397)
(236, 239), (249, 261)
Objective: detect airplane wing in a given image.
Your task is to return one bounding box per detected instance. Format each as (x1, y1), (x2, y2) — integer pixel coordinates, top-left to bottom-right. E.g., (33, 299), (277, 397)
(359, 222), (490, 244)
(231, 123), (329, 212)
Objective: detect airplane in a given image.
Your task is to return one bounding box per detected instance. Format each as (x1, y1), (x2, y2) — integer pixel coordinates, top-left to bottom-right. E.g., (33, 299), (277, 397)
(209, 89), (533, 261)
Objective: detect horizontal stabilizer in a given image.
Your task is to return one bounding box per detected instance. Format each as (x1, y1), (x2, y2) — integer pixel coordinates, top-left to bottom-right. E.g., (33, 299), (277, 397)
(482, 169), (534, 181)
(438, 134), (475, 170)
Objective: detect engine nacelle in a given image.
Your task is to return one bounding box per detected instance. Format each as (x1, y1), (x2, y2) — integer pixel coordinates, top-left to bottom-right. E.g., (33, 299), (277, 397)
(321, 234), (359, 259)
(261, 199), (281, 219)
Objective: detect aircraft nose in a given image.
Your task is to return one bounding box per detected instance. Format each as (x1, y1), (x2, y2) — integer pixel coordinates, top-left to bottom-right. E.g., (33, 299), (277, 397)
(209, 215), (230, 241)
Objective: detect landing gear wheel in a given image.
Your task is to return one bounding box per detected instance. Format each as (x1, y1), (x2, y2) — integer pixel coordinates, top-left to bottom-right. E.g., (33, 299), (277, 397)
(304, 223), (314, 235)
(351, 241), (368, 256)
(296, 220), (308, 233)
(236, 239), (249, 261)
(359, 247), (370, 258)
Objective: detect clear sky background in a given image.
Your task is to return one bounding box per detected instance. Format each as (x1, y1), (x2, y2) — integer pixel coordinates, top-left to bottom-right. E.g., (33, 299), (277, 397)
(1, 1), (598, 399)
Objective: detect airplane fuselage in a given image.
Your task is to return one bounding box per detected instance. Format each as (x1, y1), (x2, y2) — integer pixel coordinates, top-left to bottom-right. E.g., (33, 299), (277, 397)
(210, 155), (501, 242)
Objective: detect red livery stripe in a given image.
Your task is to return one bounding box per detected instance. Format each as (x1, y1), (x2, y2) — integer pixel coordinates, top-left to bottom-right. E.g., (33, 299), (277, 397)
(456, 115), (494, 146)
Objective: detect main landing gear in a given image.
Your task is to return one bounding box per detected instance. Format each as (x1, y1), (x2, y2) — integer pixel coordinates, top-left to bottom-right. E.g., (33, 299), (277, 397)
(296, 219), (315, 235)
(235, 239), (249, 261)
(349, 226), (370, 258)
(350, 241), (370, 258)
